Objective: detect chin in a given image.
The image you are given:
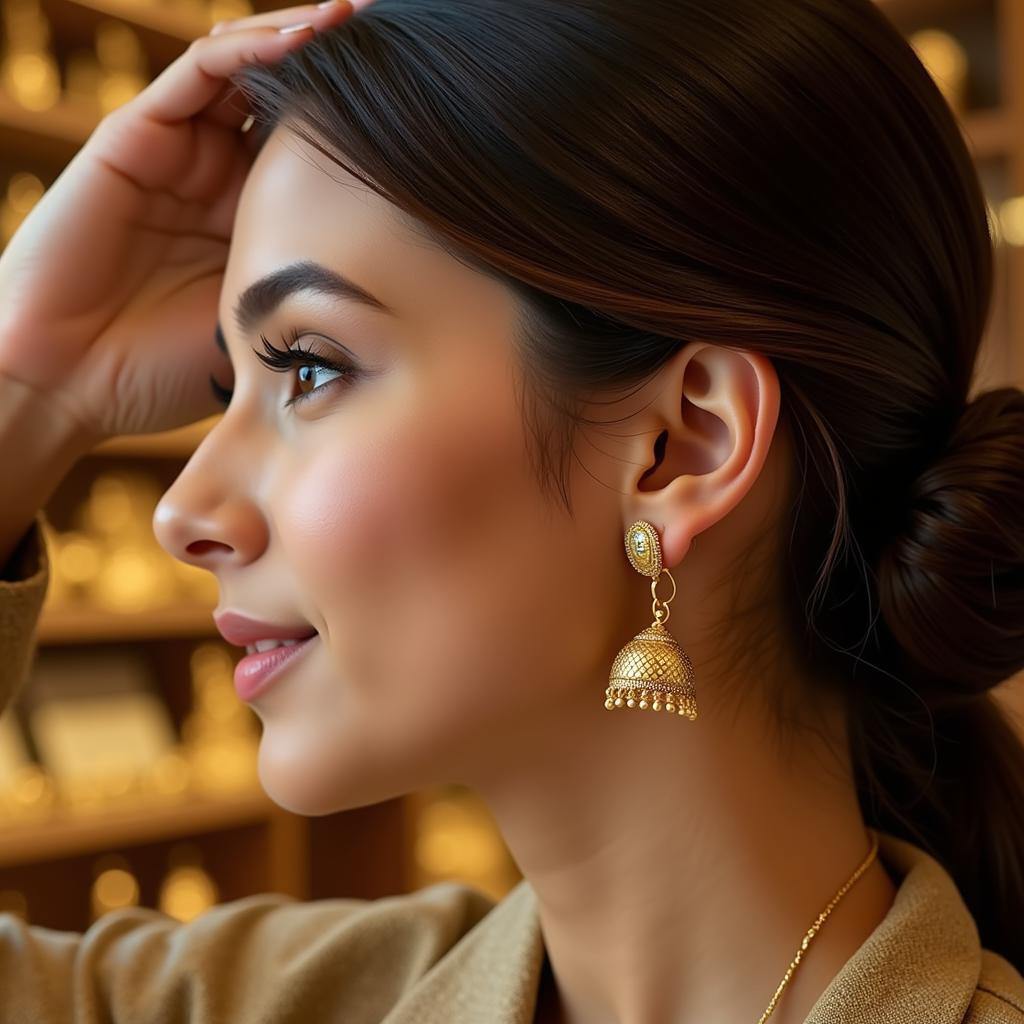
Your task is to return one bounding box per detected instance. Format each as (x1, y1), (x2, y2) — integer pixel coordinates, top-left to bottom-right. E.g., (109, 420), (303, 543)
(255, 732), (411, 817)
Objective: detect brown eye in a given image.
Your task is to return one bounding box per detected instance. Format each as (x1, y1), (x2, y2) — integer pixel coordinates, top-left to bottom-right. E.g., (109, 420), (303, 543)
(254, 331), (360, 408)
(287, 356), (356, 405)
(297, 364), (318, 395)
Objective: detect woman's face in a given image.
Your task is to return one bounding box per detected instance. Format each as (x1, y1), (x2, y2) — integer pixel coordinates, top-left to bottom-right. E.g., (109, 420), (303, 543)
(153, 125), (630, 815)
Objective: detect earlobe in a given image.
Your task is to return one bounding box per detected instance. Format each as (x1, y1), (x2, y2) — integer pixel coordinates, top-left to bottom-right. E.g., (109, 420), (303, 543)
(659, 521), (694, 569)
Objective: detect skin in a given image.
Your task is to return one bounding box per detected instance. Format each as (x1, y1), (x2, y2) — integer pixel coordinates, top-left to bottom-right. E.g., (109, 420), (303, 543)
(151, 124), (898, 1024)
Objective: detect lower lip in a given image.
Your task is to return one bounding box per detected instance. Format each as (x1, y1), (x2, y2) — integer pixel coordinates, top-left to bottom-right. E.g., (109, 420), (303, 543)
(233, 636), (317, 701)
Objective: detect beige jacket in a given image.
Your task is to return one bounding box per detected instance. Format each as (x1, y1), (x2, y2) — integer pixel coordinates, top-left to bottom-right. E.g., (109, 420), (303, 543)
(2, 511), (1023, 1023)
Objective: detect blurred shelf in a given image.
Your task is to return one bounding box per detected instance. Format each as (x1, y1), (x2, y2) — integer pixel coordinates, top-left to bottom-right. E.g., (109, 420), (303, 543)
(875, 0), (994, 30)
(89, 417), (220, 458)
(36, 1), (212, 83)
(0, 786), (273, 867)
(960, 106), (1012, 160)
(0, 93), (95, 163)
(51, 0), (215, 42)
(38, 603), (219, 644)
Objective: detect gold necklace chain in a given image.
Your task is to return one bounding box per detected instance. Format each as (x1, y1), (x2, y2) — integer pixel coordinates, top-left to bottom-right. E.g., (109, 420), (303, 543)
(757, 828), (880, 1023)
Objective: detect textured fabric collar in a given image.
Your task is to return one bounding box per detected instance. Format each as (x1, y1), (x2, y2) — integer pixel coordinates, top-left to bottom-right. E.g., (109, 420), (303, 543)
(383, 830), (981, 1024)
(804, 831), (980, 1022)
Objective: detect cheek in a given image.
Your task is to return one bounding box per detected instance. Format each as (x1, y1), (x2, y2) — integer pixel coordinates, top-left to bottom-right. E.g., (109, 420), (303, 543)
(272, 395), (557, 724)
(275, 409), (524, 686)
(278, 427), (404, 640)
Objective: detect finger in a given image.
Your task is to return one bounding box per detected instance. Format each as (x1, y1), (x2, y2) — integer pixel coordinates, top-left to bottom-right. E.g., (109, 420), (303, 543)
(132, 11), (349, 127)
(200, 2), (353, 133)
(201, 2), (355, 132)
(210, 0), (353, 36)
(201, 86), (257, 133)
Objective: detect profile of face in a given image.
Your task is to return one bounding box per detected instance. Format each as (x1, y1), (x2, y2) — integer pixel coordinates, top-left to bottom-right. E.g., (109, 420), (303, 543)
(152, 125), (646, 816)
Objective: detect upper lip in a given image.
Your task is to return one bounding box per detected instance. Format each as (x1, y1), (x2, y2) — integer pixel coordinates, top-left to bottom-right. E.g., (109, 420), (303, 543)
(213, 611), (318, 647)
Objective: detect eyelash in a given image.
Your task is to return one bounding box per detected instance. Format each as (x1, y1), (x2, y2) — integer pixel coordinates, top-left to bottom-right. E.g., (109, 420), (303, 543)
(210, 326), (358, 409)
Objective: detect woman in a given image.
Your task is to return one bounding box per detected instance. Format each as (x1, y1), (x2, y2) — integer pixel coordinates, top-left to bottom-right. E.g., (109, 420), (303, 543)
(0, 0), (1022, 1020)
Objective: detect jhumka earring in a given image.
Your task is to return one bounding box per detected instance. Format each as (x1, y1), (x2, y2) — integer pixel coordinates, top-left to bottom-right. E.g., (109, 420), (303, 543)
(605, 520), (697, 721)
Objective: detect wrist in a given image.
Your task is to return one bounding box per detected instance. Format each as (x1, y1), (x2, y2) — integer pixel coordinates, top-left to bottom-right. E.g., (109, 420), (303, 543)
(0, 374), (99, 566)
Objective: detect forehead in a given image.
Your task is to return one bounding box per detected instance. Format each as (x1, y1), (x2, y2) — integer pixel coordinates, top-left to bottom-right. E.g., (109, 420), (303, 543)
(225, 126), (458, 328)
(221, 123), (523, 378)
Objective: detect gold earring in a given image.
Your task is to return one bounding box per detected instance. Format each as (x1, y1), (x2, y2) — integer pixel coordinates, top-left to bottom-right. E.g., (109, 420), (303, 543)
(605, 520), (697, 721)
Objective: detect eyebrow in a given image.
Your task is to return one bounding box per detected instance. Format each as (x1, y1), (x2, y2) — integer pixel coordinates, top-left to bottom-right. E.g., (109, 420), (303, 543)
(216, 259), (396, 352)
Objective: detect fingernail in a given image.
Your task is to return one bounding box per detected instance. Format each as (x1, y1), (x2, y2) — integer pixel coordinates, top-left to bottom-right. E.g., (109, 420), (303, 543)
(317, 0), (341, 7)
(279, 20), (313, 34)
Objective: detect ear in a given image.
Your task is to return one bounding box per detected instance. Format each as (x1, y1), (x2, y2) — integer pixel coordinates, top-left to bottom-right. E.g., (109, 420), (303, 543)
(617, 342), (781, 569)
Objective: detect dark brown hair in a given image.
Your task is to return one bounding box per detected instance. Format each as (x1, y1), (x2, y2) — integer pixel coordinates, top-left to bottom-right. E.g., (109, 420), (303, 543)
(232, 0), (1024, 970)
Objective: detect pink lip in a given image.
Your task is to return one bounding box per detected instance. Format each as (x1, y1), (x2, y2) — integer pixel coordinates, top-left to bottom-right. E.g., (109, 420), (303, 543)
(214, 611), (318, 647)
(233, 635), (318, 701)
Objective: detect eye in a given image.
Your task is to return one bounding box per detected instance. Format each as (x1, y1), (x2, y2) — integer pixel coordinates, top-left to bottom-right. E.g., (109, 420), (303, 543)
(294, 362), (344, 398)
(210, 328), (359, 409)
(255, 329), (359, 408)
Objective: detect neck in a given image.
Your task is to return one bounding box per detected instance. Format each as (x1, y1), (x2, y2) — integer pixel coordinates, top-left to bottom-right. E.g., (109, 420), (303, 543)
(471, 683), (898, 1024)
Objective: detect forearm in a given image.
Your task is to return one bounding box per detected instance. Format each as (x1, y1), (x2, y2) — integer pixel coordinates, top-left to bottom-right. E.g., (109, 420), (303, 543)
(0, 375), (96, 568)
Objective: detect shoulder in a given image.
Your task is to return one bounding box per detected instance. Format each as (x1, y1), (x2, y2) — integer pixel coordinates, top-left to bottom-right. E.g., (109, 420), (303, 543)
(170, 880), (501, 1018)
(0, 879), (500, 1023)
(964, 950), (1024, 1023)
(179, 877), (499, 966)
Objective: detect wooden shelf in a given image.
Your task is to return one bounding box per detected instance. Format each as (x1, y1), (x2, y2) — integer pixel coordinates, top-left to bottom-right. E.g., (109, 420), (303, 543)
(0, 93), (96, 164)
(875, 0), (994, 31)
(52, 0), (214, 42)
(0, 786), (273, 868)
(961, 106), (1012, 160)
(38, 602), (219, 644)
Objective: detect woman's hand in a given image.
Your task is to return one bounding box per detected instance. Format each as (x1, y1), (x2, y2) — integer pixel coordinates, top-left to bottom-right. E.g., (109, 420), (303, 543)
(0, 0), (354, 450)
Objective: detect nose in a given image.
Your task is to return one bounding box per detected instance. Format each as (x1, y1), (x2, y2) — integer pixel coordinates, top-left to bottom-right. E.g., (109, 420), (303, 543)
(153, 436), (270, 572)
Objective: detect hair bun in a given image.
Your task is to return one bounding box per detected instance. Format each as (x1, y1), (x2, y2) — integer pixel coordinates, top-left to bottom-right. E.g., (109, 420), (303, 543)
(876, 386), (1024, 703)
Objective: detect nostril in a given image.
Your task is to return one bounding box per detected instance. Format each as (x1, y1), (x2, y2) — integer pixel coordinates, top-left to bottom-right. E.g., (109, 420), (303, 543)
(185, 540), (232, 557)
